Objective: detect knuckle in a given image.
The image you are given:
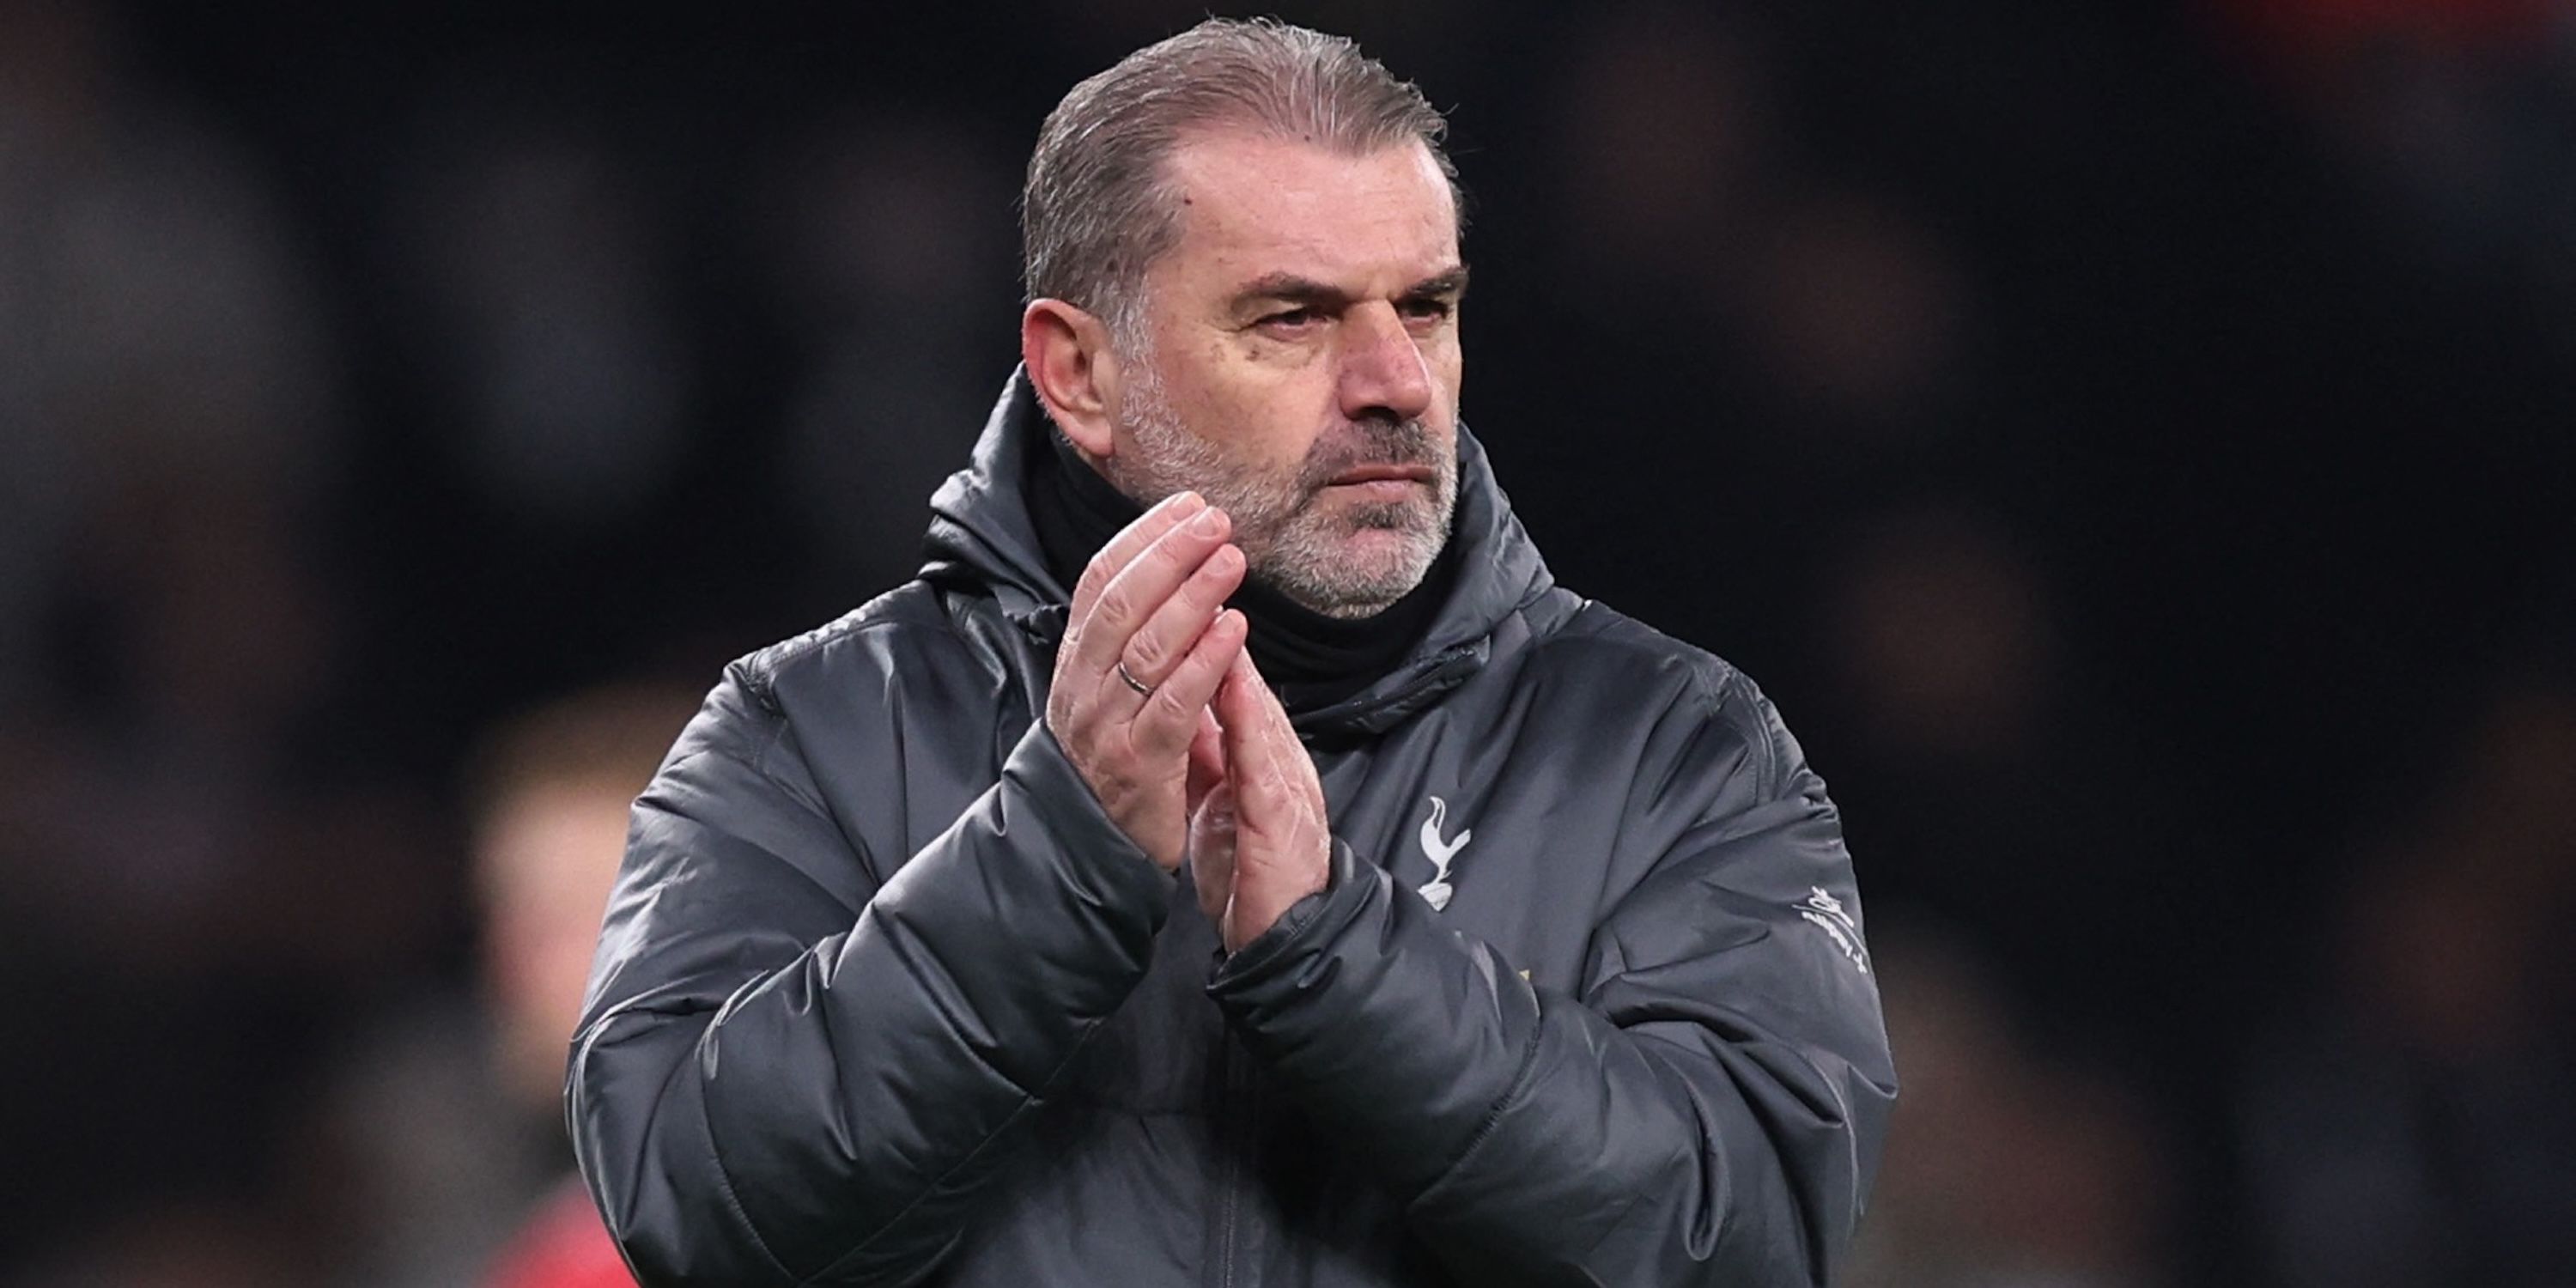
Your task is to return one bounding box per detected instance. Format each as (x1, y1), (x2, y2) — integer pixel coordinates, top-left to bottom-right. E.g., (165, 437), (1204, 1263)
(1147, 688), (1193, 727)
(1076, 556), (1115, 603)
(1125, 631), (1167, 672)
(1147, 531), (1197, 571)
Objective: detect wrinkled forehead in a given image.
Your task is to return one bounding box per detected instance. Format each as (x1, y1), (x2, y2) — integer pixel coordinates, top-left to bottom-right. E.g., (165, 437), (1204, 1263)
(1152, 130), (1461, 295)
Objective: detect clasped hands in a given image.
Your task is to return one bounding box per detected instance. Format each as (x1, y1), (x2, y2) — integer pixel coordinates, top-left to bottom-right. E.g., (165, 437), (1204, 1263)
(1046, 492), (1331, 954)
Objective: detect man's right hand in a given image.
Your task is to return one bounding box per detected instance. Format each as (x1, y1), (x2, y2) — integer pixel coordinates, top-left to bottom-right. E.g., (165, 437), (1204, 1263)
(1048, 490), (1249, 871)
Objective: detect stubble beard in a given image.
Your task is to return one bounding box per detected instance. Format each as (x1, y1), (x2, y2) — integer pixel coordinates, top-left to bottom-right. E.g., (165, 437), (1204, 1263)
(1107, 359), (1459, 619)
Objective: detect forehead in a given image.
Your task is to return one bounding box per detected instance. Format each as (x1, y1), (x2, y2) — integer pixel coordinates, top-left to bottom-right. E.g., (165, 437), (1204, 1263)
(1153, 131), (1459, 289)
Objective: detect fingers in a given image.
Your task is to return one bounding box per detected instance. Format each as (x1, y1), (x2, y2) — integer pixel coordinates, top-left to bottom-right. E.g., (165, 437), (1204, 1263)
(1133, 608), (1247, 756)
(1213, 652), (1291, 829)
(1212, 651), (1328, 952)
(1117, 542), (1244, 691)
(1212, 649), (1266, 779)
(1186, 708), (1236, 926)
(1189, 781), (1237, 927)
(1071, 490), (1202, 619)
(1214, 651), (1297, 790)
(1071, 505), (1234, 680)
(1043, 493), (1244, 876)
(1186, 708), (1227, 815)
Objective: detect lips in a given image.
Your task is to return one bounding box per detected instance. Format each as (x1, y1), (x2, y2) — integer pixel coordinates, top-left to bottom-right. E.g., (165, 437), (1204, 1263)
(1327, 464), (1436, 487)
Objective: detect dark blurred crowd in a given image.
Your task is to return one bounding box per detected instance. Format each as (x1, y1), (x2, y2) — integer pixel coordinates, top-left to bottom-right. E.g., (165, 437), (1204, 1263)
(1, 1), (2571, 1285)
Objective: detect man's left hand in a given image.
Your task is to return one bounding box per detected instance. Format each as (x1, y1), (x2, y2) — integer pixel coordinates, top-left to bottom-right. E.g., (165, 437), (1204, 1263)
(1188, 649), (1330, 954)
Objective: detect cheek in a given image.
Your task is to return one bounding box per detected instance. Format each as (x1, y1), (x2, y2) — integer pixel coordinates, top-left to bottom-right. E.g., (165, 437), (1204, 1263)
(1427, 337), (1466, 413)
(1177, 361), (1331, 468)
(1239, 406), (1331, 478)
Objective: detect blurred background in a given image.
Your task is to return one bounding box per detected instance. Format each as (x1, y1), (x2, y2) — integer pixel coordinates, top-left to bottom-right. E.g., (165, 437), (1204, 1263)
(3, 0), (2573, 1284)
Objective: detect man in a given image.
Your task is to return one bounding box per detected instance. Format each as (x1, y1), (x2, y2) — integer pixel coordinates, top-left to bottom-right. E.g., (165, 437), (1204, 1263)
(470, 688), (698, 1288)
(570, 18), (1893, 1287)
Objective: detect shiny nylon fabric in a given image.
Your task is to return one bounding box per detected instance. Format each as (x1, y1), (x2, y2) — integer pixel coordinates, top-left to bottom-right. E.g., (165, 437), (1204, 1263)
(568, 371), (1897, 1285)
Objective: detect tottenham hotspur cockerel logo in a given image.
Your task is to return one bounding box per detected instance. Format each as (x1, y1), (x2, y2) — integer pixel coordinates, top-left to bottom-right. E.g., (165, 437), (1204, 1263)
(1416, 795), (1472, 910)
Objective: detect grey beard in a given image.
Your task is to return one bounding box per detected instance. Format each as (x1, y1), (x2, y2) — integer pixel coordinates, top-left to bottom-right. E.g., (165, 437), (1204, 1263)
(1106, 361), (1457, 618)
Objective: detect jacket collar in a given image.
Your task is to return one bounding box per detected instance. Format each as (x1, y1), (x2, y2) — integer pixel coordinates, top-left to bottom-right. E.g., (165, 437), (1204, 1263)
(921, 368), (1557, 740)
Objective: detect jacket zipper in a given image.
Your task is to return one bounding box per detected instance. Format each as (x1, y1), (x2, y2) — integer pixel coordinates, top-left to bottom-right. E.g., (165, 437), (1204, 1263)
(1209, 1035), (1261, 1288)
(1215, 1156), (1240, 1288)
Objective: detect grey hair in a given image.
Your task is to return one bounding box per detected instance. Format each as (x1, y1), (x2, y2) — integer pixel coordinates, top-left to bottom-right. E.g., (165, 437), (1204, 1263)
(1021, 17), (1458, 346)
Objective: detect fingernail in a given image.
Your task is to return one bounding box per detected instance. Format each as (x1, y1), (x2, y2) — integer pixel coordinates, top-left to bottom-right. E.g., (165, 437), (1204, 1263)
(1171, 491), (1205, 514)
(1189, 507), (1224, 536)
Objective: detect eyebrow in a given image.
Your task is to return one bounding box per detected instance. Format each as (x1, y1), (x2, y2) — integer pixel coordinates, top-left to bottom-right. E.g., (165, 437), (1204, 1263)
(1230, 264), (1471, 314)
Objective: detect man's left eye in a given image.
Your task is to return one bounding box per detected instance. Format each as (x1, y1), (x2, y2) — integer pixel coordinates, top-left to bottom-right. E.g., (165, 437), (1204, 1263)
(1400, 300), (1453, 322)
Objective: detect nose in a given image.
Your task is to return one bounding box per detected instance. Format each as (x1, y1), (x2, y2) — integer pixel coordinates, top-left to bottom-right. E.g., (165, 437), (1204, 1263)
(1335, 301), (1436, 425)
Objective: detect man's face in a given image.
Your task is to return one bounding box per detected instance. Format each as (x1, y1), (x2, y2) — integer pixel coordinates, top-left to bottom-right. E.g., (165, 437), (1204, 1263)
(477, 783), (631, 1111)
(1103, 131), (1467, 618)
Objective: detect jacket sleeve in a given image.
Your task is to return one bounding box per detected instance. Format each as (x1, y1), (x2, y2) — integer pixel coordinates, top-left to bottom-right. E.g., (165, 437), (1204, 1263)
(568, 665), (1173, 1287)
(1206, 671), (1895, 1286)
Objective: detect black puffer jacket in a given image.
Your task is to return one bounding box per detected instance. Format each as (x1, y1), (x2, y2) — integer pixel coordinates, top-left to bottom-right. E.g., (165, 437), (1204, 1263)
(568, 373), (1896, 1286)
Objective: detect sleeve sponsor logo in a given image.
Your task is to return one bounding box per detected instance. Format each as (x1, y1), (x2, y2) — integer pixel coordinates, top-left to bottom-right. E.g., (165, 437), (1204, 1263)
(1798, 886), (1870, 975)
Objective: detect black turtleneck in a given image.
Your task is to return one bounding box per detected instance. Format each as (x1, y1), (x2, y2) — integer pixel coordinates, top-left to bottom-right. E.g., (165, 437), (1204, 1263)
(1025, 428), (1457, 711)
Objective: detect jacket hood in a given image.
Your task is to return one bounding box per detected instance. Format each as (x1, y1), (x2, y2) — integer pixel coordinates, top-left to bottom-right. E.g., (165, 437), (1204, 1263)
(921, 368), (1558, 738)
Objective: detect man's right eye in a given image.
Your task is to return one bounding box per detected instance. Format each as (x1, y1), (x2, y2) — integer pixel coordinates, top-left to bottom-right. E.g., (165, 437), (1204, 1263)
(1258, 307), (1321, 332)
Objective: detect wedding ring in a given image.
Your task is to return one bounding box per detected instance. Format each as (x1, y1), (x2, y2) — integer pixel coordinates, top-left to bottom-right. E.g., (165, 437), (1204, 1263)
(1115, 660), (1153, 696)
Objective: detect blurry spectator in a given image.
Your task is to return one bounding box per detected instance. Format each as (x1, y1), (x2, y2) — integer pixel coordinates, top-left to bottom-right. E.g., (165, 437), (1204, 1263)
(1545, 3), (1971, 443)
(0, 0), (360, 973)
(12, 1195), (301, 1288)
(0, 0), (338, 711)
(1547, 0), (1774, 308)
(750, 112), (1017, 598)
(324, 685), (692, 1288)
(2215, 0), (2576, 347)
(2235, 670), (2576, 1288)
(1509, 1), (1983, 684)
(469, 688), (696, 1122)
(1748, 190), (1972, 437)
(0, 2), (428, 1268)
(1847, 921), (2177, 1288)
(1828, 505), (2055, 761)
(388, 75), (693, 526)
(1814, 504), (2210, 1047)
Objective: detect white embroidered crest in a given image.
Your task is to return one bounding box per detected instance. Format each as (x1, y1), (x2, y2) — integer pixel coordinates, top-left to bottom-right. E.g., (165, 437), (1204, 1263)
(1416, 795), (1472, 911)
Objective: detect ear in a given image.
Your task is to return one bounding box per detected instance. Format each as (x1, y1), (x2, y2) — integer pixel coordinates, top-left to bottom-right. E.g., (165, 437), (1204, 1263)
(1021, 298), (1121, 459)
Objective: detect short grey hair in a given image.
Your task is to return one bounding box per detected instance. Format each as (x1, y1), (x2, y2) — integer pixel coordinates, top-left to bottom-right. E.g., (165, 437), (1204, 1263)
(1021, 17), (1458, 343)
